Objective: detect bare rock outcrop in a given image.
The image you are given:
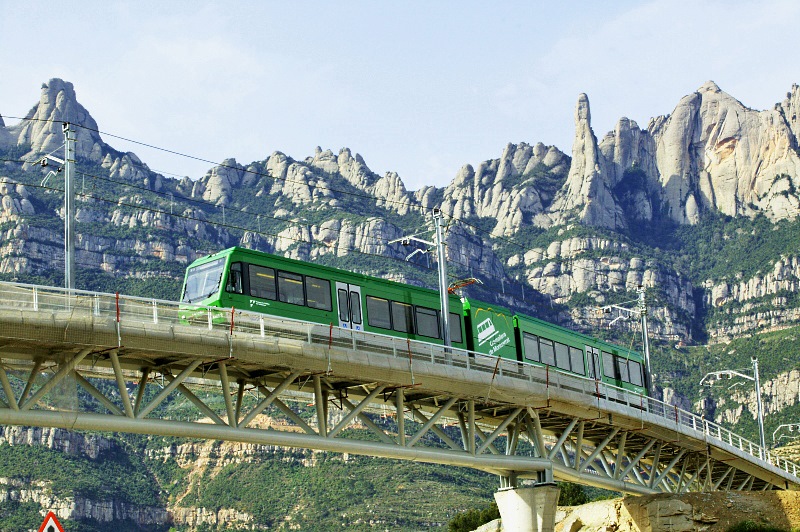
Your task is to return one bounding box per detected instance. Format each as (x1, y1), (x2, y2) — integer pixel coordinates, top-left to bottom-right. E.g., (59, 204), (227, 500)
(194, 158), (246, 206)
(704, 255), (800, 338)
(546, 94), (624, 229)
(4, 79), (158, 189)
(571, 81), (800, 228)
(779, 84), (800, 147)
(440, 142), (569, 236)
(13, 79), (102, 159)
(651, 81), (800, 223)
(517, 236), (695, 339)
(0, 427), (169, 527)
(530, 81), (800, 230)
(553, 491), (800, 531)
(0, 177), (35, 218)
(0, 477), (170, 527)
(707, 255), (800, 307)
(0, 426), (113, 459)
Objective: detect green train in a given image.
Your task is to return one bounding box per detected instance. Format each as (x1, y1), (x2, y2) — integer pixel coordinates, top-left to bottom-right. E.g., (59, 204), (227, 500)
(181, 247), (648, 395)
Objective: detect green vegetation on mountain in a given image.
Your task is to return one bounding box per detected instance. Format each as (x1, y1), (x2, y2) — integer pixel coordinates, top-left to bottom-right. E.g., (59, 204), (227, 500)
(0, 501), (45, 532)
(179, 456), (496, 531)
(0, 443), (161, 505)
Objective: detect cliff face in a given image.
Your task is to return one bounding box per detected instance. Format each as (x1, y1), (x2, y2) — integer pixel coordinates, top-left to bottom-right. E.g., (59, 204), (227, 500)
(537, 81), (800, 230)
(704, 254), (800, 340)
(0, 427), (170, 528)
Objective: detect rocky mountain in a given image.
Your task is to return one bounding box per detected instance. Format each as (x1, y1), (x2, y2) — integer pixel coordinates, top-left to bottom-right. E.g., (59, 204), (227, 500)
(3, 77), (800, 354)
(4, 78), (800, 343)
(546, 81), (800, 229)
(3, 78), (800, 528)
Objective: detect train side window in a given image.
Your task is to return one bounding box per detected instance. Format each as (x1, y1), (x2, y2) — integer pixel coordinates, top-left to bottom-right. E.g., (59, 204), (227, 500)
(569, 346), (585, 374)
(415, 306), (440, 338)
(249, 265), (277, 300)
(226, 262), (244, 294)
(616, 356), (630, 382)
(391, 302), (414, 333)
(555, 342), (570, 370)
(306, 276), (332, 311)
(366, 296), (391, 329)
(523, 333), (540, 362)
(278, 271), (305, 306)
(350, 291), (362, 325)
(602, 351), (616, 379)
(449, 312), (463, 344)
(629, 360), (643, 386)
(539, 338), (555, 366)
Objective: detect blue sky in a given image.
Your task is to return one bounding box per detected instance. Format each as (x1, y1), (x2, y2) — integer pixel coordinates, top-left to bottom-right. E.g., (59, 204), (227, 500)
(2, 1), (799, 190)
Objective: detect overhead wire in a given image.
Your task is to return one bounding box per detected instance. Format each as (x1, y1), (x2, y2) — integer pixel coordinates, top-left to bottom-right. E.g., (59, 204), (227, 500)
(3, 113), (443, 219)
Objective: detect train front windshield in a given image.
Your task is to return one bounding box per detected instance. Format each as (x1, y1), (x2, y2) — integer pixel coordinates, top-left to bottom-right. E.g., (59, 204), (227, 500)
(182, 257), (225, 303)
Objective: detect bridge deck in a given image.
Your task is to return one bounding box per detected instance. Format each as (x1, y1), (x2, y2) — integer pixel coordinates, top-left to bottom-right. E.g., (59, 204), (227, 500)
(0, 282), (796, 494)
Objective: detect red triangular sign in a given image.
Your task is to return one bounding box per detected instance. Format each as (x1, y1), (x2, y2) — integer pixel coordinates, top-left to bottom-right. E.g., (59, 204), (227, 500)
(38, 511), (65, 532)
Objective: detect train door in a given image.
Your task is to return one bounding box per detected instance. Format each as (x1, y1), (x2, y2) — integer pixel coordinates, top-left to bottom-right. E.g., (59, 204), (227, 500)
(335, 282), (363, 331)
(586, 346), (601, 380)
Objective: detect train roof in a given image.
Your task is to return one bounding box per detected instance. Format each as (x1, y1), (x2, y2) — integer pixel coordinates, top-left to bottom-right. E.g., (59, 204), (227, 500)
(462, 297), (640, 358)
(515, 312), (642, 357)
(187, 246), (462, 303)
(461, 297), (512, 316)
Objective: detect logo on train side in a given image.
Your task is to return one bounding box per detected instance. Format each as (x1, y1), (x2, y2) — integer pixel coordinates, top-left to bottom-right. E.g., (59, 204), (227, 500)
(249, 299), (271, 308)
(476, 318), (497, 345)
(475, 317), (511, 357)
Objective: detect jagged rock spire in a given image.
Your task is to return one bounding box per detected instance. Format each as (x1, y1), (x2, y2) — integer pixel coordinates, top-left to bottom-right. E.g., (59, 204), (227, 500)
(779, 84), (800, 151)
(14, 79), (103, 160)
(548, 94), (624, 229)
(653, 80), (800, 223)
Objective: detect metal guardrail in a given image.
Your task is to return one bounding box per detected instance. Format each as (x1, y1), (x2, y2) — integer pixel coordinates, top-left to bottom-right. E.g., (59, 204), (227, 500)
(0, 281), (797, 480)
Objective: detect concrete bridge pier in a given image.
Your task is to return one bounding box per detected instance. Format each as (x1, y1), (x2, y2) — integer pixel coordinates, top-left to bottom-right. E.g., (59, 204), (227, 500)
(495, 471), (560, 532)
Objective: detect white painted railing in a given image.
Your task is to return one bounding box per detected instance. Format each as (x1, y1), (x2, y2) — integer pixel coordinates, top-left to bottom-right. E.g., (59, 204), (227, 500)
(0, 281), (797, 481)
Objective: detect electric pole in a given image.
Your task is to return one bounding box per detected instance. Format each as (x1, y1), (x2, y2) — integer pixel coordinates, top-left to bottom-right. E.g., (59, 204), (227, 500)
(433, 208), (451, 347)
(598, 285), (653, 394)
(389, 208), (451, 346)
(752, 356), (767, 457)
(63, 122), (76, 291)
(701, 356), (767, 460)
(638, 286), (652, 394)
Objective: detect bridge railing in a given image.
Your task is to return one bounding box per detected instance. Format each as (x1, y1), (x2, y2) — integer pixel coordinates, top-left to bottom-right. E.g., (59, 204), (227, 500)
(0, 281), (797, 480)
